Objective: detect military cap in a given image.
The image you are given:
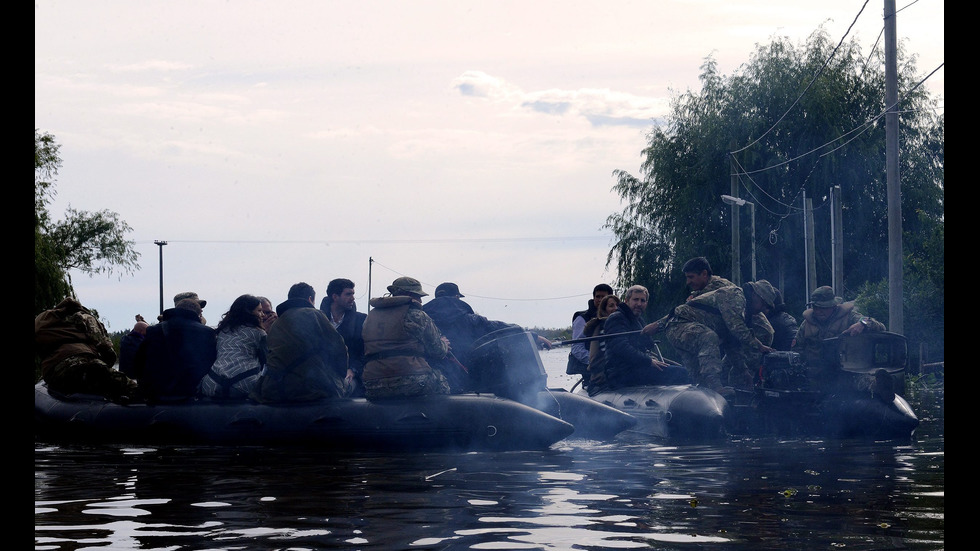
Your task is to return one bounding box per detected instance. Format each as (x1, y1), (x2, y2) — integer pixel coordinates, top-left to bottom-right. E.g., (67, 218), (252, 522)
(173, 291), (207, 309)
(746, 280), (777, 310)
(387, 277), (427, 297)
(808, 286), (842, 308)
(434, 282), (464, 298)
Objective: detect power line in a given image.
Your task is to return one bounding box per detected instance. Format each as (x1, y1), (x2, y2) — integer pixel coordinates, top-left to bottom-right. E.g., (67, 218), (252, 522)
(133, 235), (613, 246)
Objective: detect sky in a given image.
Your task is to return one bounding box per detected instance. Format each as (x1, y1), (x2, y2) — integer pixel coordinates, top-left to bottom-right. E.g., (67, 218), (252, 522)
(35, 0), (944, 332)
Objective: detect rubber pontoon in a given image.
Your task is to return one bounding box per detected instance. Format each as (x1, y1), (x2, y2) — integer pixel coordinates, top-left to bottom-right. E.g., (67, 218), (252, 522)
(468, 328), (637, 439)
(581, 384), (730, 440)
(34, 382), (575, 452)
(729, 332), (920, 439)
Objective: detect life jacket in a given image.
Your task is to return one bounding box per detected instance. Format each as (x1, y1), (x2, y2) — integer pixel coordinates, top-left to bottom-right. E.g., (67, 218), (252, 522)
(35, 297), (117, 375)
(799, 302), (856, 341)
(362, 296), (434, 381)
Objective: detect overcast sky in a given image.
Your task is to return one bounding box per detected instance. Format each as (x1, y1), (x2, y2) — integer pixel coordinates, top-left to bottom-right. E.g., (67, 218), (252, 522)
(35, 0), (944, 332)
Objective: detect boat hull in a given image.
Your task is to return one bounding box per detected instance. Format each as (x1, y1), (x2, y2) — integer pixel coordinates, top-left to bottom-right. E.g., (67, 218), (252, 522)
(730, 387), (919, 439)
(34, 382), (574, 452)
(469, 328), (637, 439)
(532, 389), (637, 439)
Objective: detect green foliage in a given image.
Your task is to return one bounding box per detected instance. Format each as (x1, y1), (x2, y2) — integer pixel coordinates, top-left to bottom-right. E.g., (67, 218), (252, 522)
(606, 28), (944, 354)
(855, 219), (944, 367)
(34, 129), (141, 315)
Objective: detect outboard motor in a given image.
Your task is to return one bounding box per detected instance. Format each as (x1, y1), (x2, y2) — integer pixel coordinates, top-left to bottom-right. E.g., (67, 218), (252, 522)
(468, 326), (548, 404)
(761, 351), (808, 391)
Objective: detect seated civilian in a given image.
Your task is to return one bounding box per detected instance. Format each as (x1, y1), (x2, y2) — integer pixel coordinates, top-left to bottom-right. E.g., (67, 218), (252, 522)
(199, 294), (268, 399)
(251, 282), (349, 403)
(134, 299), (217, 402)
(118, 315), (149, 378)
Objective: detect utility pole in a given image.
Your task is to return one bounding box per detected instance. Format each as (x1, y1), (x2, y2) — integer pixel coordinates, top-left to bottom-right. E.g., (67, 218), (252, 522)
(368, 256), (374, 312)
(830, 185), (844, 293)
(722, 195), (755, 283)
(154, 240), (167, 316)
(884, 0), (904, 334)
(730, 169), (741, 285)
(804, 193), (816, 296)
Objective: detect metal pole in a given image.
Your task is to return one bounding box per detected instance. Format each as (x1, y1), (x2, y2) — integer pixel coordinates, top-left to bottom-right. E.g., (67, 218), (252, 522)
(884, 0), (903, 333)
(831, 185), (844, 293)
(804, 194), (816, 296)
(154, 240), (167, 316)
(749, 201), (756, 282)
(730, 171), (740, 285)
(368, 257), (373, 312)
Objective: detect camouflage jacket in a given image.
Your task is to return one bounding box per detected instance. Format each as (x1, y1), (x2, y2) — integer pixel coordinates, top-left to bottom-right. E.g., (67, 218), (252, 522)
(362, 296), (448, 382)
(689, 275), (735, 300)
(792, 302), (885, 361)
(670, 285), (762, 351)
(35, 297), (117, 377)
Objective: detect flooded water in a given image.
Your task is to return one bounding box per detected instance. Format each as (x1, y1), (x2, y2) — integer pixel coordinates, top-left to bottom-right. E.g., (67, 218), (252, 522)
(35, 348), (944, 550)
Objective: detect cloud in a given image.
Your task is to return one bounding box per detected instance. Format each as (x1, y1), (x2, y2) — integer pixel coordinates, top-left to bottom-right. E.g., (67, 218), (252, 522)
(451, 70), (521, 101)
(107, 60), (195, 72)
(452, 71), (668, 127)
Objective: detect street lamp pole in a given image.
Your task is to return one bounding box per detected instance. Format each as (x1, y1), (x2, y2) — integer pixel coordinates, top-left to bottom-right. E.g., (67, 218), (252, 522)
(721, 195), (756, 282)
(154, 240), (167, 317)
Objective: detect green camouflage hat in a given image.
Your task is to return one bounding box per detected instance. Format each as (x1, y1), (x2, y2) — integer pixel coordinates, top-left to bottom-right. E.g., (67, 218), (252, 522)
(808, 286), (842, 308)
(387, 276), (427, 297)
(746, 280), (777, 310)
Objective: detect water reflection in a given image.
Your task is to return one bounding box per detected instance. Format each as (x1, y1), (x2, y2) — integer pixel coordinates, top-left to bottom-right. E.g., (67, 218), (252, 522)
(35, 350), (943, 550)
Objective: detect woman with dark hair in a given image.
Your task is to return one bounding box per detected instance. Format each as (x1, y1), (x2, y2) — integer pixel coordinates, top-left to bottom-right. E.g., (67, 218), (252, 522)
(586, 295), (620, 361)
(583, 294), (620, 390)
(198, 294), (268, 399)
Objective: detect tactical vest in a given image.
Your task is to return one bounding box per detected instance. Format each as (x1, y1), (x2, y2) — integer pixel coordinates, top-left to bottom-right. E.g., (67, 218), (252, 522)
(362, 296), (432, 380)
(799, 302), (856, 340)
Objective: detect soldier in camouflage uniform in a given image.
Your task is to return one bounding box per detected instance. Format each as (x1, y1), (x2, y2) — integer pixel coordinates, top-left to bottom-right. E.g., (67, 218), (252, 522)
(650, 256), (735, 330)
(35, 297), (138, 402)
(792, 286), (885, 385)
(663, 284), (773, 397)
(361, 277), (451, 399)
(730, 280), (778, 385)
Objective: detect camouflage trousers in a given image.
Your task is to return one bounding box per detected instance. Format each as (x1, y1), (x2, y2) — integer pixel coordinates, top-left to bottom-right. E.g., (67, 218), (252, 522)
(44, 355), (137, 402)
(363, 370), (451, 400)
(666, 322), (724, 388)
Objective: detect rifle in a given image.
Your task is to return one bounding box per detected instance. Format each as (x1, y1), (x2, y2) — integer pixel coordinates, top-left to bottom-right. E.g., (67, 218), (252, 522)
(549, 330), (643, 347)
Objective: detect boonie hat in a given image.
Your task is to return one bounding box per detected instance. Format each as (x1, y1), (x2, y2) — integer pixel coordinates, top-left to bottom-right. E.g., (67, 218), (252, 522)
(745, 280), (776, 310)
(434, 282), (464, 298)
(808, 286), (842, 308)
(174, 291), (207, 309)
(387, 277), (427, 297)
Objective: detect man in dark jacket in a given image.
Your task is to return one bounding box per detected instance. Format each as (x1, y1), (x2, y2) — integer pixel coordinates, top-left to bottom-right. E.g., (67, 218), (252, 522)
(589, 285), (689, 394)
(768, 287), (798, 351)
(319, 278), (368, 396)
(135, 299), (217, 402)
(252, 282), (349, 402)
(423, 282), (553, 393)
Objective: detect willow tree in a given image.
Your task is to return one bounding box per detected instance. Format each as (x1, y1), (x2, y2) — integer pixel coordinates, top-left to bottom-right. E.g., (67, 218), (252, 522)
(606, 28), (944, 327)
(34, 129), (141, 315)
